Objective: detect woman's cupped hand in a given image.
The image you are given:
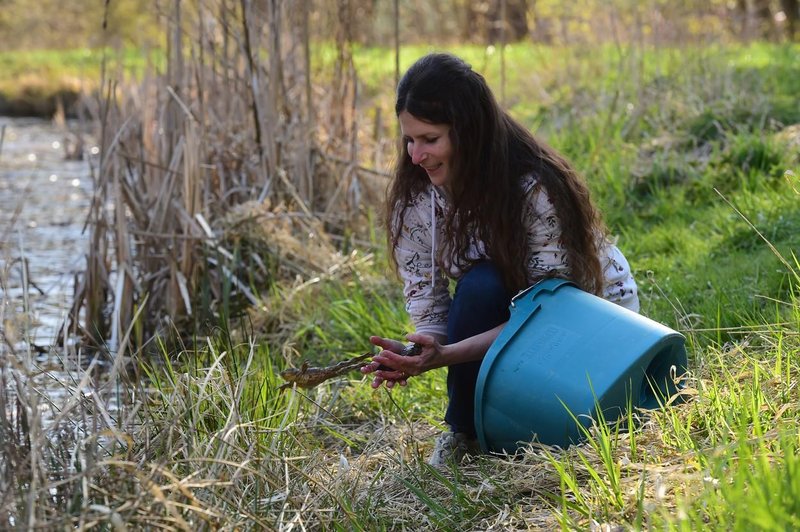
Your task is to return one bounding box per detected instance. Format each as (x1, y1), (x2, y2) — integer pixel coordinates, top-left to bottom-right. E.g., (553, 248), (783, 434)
(361, 333), (442, 389)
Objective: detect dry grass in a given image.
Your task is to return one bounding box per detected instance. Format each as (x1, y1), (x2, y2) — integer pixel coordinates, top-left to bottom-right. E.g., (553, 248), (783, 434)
(4, 242), (799, 529)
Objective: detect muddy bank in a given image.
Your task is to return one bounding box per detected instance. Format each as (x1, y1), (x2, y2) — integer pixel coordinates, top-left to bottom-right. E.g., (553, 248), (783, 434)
(0, 87), (87, 119)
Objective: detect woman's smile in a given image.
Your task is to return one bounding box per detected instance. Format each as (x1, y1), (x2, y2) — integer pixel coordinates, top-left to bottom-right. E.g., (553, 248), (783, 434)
(422, 162), (443, 174)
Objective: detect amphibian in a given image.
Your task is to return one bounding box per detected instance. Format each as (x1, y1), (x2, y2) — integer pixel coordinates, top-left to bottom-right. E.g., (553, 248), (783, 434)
(279, 343), (422, 390)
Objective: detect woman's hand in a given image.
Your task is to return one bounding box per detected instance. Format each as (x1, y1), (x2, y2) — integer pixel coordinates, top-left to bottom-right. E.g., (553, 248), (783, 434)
(361, 333), (443, 389)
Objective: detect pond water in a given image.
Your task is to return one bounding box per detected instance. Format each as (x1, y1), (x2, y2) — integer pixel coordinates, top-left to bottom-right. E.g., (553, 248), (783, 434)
(0, 117), (97, 348)
(0, 117), (118, 430)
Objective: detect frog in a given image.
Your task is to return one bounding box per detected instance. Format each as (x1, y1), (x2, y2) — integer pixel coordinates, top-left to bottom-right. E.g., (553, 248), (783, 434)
(278, 343), (422, 390)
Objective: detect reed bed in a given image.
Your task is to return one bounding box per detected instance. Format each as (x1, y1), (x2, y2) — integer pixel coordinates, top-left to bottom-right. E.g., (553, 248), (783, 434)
(67, 0), (393, 348)
(1, 261), (138, 528)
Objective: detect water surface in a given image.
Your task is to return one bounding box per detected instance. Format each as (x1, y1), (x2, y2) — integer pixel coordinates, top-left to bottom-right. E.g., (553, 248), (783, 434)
(0, 117), (96, 347)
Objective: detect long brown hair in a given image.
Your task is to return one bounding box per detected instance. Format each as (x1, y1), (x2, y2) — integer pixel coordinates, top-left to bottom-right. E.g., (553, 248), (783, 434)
(387, 53), (606, 295)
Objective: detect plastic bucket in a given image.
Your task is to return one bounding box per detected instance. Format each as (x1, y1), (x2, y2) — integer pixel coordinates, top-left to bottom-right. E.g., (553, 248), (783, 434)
(474, 278), (687, 453)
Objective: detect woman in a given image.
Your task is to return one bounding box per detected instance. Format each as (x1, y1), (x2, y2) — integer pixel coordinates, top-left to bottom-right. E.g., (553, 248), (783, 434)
(361, 53), (638, 466)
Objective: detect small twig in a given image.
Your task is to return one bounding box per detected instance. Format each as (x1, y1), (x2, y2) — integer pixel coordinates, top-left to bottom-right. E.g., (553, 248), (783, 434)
(320, 152), (392, 179)
(166, 85), (199, 123)
(21, 258), (46, 296)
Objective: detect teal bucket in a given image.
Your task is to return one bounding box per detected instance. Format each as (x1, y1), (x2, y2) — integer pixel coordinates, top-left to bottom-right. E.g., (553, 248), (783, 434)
(474, 278), (687, 453)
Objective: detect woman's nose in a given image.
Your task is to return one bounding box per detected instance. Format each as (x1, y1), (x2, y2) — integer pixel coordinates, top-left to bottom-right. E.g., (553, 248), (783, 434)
(410, 144), (426, 165)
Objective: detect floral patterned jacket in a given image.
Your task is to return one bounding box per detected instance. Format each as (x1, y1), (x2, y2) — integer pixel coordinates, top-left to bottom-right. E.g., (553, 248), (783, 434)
(393, 174), (640, 339)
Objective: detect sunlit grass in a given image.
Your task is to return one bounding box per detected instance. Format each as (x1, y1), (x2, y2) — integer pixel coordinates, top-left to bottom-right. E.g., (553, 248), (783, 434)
(2, 39), (800, 528)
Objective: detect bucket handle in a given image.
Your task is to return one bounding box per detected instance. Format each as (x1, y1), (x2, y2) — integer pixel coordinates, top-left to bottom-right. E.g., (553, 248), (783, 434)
(510, 285), (536, 308)
(510, 278), (575, 308)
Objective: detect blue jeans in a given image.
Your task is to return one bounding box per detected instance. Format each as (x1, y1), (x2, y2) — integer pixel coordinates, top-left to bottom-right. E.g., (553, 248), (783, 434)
(445, 262), (512, 436)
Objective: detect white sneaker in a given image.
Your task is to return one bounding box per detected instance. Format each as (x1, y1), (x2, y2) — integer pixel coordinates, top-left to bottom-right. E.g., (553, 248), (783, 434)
(427, 432), (481, 466)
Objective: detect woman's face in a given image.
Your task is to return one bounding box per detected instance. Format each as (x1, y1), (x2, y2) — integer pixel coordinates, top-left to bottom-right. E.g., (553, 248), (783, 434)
(399, 111), (453, 188)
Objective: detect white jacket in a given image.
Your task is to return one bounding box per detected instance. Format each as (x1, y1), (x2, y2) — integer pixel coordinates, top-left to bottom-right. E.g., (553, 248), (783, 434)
(393, 174), (640, 339)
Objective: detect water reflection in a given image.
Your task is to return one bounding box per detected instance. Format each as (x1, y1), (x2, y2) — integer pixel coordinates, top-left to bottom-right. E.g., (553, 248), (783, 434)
(0, 117), (124, 433)
(0, 117), (94, 346)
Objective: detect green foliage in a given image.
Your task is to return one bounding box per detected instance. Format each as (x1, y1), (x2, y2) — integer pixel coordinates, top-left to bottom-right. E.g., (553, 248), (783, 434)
(5, 39), (800, 529)
(653, 343), (800, 530)
(136, 40), (800, 528)
(130, 39), (800, 530)
(271, 273), (448, 425)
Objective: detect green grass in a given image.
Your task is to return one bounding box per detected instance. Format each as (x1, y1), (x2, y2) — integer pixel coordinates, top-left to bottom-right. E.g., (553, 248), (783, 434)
(3, 40), (800, 529)
(162, 33), (798, 527)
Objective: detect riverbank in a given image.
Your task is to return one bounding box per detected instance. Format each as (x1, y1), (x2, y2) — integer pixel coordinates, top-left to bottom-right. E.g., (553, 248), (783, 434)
(0, 49), (91, 117)
(0, 47), (153, 118)
(0, 85), (85, 118)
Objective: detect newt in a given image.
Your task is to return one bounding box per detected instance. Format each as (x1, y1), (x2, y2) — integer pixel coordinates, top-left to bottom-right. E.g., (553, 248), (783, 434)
(279, 343), (422, 391)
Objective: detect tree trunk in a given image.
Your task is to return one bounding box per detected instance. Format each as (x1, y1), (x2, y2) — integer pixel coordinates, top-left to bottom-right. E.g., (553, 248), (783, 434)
(488, 0), (528, 43)
(752, 0), (776, 39)
(528, 0), (553, 44)
(734, 0), (748, 35)
(781, 0), (799, 39)
(462, 1), (484, 42)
